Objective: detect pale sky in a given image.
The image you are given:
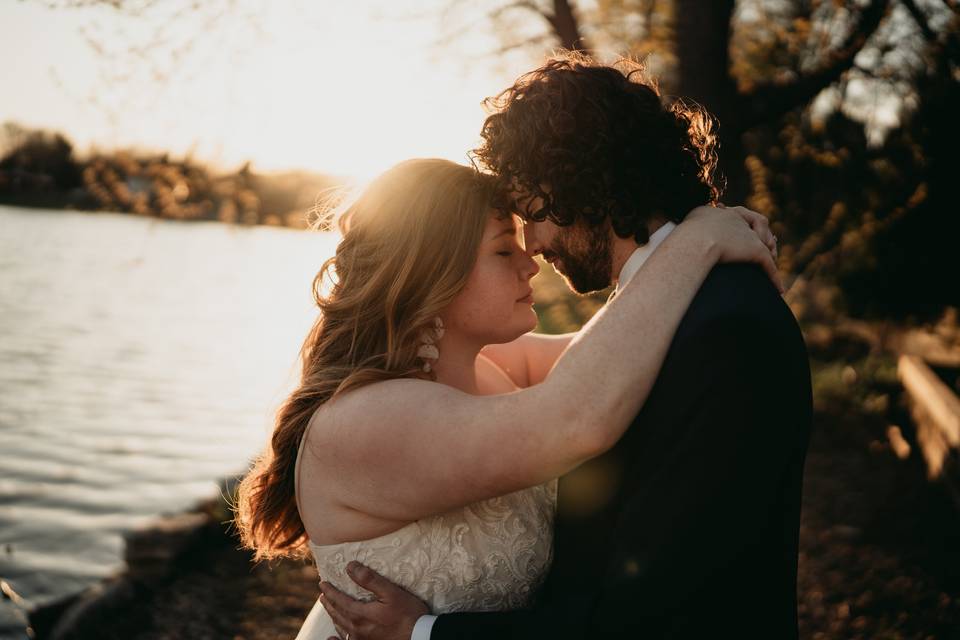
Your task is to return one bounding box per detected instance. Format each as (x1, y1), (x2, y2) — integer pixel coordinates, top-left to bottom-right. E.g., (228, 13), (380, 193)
(0, 0), (537, 181)
(1, 0), (911, 182)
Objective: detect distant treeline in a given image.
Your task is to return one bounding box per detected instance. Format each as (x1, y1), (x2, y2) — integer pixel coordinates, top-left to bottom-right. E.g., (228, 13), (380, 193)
(0, 123), (340, 229)
(2, 91), (958, 325)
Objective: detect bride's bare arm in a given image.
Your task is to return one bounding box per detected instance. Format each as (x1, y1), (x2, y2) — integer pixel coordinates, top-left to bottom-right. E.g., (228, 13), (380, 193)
(480, 332), (576, 388)
(314, 208), (779, 523)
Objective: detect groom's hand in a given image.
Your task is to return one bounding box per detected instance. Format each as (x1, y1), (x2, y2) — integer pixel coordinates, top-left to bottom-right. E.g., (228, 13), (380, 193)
(320, 561), (428, 640)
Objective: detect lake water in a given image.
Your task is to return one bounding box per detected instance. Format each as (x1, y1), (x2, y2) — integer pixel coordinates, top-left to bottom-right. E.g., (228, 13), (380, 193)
(0, 206), (338, 638)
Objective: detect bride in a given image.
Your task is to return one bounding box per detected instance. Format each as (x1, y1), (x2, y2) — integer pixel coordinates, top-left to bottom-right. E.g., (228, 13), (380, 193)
(232, 158), (779, 639)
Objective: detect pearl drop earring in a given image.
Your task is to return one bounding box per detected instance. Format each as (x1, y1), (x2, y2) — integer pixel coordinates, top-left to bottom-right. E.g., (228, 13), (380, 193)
(417, 316), (445, 373)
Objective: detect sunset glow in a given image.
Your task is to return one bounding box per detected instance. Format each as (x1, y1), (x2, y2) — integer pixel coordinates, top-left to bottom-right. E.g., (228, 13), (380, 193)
(0, 0), (529, 181)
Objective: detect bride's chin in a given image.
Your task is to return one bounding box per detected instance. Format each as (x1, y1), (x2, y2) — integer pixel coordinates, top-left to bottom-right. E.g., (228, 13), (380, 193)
(497, 320), (536, 344)
(519, 310), (538, 333)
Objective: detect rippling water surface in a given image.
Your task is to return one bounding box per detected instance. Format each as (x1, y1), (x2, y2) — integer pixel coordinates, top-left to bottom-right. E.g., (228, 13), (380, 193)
(0, 206), (337, 637)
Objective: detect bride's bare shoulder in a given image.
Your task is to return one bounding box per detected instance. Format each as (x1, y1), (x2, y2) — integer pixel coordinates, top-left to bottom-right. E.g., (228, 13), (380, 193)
(314, 377), (464, 430)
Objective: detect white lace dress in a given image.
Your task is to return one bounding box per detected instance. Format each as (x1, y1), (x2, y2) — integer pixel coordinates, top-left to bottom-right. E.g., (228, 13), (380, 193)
(293, 425), (558, 639)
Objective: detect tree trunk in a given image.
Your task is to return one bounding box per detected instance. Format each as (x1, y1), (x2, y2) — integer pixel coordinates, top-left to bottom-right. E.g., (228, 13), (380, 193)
(672, 0), (748, 202)
(549, 0), (590, 52)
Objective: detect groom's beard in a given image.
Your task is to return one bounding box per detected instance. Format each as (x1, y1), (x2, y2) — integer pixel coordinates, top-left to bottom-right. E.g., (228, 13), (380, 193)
(543, 223), (612, 294)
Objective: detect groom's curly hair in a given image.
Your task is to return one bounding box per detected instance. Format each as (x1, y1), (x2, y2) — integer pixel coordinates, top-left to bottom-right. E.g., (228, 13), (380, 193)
(472, 51), (722, 245)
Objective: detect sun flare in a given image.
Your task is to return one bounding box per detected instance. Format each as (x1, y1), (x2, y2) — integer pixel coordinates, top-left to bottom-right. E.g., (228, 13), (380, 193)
(0, 1), (527, 183)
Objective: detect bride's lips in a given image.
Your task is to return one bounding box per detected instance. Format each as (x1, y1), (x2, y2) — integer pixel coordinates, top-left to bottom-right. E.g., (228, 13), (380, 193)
(516, 290), (534, 304)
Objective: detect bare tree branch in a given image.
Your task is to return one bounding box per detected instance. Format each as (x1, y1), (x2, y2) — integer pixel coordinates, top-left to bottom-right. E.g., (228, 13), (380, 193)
(545, 0), (590, 52)
(741, 0), (892, 128)
(853, 61), (892, 80)
(941, 0), (960, 16)
(431, 17), (485, 49)
(463, 0), (591, 59)
(901, 0), (938, 42)
(489, 0), (541, 20)
(491, 0), (591, 53)
(641, 0), (656, 34)
(493, 33), (554, 56)
(902, 0), (960, 74)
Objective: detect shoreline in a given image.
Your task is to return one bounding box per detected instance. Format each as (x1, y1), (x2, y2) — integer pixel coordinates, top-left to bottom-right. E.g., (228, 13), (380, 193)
(19, 478), (270, 640)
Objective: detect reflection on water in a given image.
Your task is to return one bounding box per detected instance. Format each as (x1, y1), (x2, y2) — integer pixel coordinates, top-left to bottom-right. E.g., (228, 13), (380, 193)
(0, 206), (337, 636)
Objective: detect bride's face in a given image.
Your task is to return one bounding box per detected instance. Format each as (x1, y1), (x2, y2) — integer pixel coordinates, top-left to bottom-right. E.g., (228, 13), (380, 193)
(442, 213), (540, 345)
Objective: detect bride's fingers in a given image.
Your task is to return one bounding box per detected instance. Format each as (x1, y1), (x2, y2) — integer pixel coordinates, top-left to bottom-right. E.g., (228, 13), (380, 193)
(758, 248), (784, 293)
(729, 206), (776, 254)
(734, 213), (783, 293)
(729, 209), (784, 293)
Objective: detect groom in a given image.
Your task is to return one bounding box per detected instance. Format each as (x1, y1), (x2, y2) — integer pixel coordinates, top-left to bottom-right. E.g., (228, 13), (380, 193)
(320, 53), (812, 639)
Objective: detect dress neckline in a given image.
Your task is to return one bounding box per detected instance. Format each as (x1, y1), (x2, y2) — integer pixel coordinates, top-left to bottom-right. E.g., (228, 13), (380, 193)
(305, 519), (421, 551)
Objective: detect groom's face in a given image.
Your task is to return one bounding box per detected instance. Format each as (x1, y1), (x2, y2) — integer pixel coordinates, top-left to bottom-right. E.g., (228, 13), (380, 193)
(519, 195), (613, 294)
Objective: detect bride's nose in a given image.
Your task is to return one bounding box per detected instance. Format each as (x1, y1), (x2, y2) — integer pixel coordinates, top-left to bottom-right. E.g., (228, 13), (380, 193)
(522, 223), (543, 256)
(520, 252), (540, 280)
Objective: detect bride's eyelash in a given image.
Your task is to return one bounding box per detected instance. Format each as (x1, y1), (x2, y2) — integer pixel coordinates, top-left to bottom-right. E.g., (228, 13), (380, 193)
(497, 250), (514, 257)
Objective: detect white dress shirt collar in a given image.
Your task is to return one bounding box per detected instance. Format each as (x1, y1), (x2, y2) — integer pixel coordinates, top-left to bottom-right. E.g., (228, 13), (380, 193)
(614, 221), (677, 292)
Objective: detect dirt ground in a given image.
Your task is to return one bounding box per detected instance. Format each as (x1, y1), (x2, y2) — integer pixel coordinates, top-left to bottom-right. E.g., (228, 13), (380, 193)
(796, 407), (960, 639)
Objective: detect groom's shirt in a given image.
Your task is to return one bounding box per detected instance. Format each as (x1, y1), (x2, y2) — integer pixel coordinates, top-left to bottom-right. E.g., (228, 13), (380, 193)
(613, 221), (677, 294)
(411, 220), (678, 640)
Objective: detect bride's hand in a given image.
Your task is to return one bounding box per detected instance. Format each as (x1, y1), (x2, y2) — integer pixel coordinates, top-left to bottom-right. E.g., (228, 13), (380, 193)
(714, 203), (779, 258)
(684, 204), (783, 293)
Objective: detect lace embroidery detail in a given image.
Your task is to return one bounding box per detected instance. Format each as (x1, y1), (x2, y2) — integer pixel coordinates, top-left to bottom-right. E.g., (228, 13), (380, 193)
(307, 479), (558, 615)
(293, 418), (558, 639)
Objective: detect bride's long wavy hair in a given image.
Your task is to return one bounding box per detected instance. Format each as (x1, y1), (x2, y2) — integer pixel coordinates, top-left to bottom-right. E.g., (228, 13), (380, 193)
(233, 159), (503, 561)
